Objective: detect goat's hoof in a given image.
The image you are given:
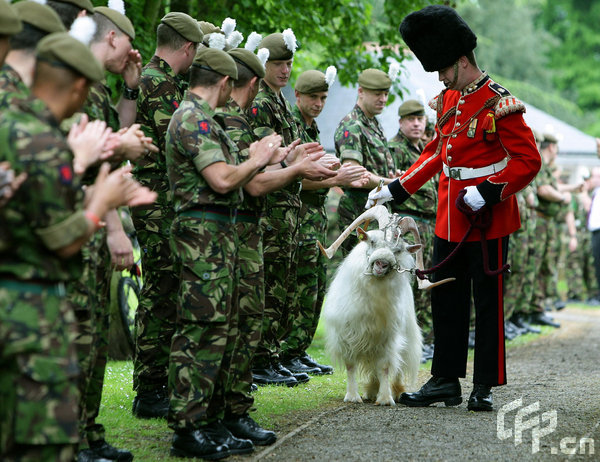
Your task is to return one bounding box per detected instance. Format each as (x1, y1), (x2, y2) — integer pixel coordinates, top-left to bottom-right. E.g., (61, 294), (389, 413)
(344, 393), (363, 403)
(375, 396), (396, 406)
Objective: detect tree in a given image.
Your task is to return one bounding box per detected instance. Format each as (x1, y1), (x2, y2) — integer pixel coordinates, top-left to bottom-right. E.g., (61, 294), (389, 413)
(110, 0), (433, 93)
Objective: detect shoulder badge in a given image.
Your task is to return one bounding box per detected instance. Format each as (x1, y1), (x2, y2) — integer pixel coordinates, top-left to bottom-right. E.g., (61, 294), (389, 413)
(250, 106), (259, 117)
(343, 129), (350, 139)
(198, 120), (211, 135)
(489, 82), (511, 97)
(172, 100), (179, 110)
(494, 95), (526, 119)
(58, 164), (73, 185)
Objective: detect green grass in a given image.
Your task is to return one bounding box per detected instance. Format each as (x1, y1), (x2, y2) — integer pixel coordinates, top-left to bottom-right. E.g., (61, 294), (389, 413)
(97, 315), (563, 460)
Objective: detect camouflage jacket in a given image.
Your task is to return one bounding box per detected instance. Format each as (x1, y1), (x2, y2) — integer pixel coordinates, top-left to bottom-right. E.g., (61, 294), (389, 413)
(214, 98), (264, 213)
(0, 95), (85, 282)
(293, 105), (327, 205)
(334, 104), (395, 218)
(536, 157), (562, 219)
(166, 91), (243, 213)
(134, 55), (185, 200)
(82, 80), (120, 132)
(388, 131), (437, 219)
(0, 63), (29, 109)
(246, 80), (301, 209)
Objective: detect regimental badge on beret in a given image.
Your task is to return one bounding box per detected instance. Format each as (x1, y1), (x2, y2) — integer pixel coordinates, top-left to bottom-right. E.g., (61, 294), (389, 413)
(198, 120), (210, 135)
(400, 5), (477, 72)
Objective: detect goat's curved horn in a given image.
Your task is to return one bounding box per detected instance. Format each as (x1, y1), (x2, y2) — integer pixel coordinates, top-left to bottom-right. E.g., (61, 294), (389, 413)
(317, 205), (391, 259)
(398, 216), (455, 290)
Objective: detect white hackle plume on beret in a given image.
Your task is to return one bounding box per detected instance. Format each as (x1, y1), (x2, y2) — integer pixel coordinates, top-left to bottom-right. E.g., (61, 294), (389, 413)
(31, 0), (48, 5)
(226, 30), (243, 49)
(388, 60), (400, 82)
(108, 0), (125, 15)
(221, 17), (236, 37)
(257, 48), (269, 68)
(208, 33), (226, 50)
(325, 66), (337, 87)
(70, 16), (96, 45)
(282, 28), (297, 53)
(245, 32), (262, 52)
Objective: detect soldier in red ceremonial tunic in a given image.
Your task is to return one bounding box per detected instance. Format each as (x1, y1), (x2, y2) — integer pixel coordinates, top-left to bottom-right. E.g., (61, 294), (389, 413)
(367, 5), (541, 411)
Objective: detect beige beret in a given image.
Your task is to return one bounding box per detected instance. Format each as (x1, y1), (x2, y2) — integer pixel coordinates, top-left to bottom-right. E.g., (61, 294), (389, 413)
(51, 0), (94, 14)
(193, 47), (238, 80)
(37, 31), (104, 82)
(94, 6), (135, 40)
(13, 1), (66, 34)
(398, 99), (425, 117)
(295, 70), (328, 94)
(161, 12), (203, 43)
(358, 68), (391, 91)
(259, 32), (294, 61)
(228, 48), (265, 79)
(0, 0), (22, 36)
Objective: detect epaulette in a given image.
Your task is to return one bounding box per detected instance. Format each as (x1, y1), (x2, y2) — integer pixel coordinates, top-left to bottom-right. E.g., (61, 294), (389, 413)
(494, 95), (526, 119)
(489, 82), (511, 97)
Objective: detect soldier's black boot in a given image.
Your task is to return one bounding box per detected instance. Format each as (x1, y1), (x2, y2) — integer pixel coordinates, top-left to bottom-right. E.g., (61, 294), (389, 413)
(89, 440), (133, 461)
(467, 383), (493, 411)
(280, 356), (322, 375)
(252, 364), (298, 387)
(399, 376), (462, 407)
(77, 448), (112, 462)
(300, 353), (334, 374)
(203, 421), (254, 455)
(274, 362), (310, 383)
(223, 413), (277, 446)
(132, 387), (169, 419)
(170, 428), (230, 460)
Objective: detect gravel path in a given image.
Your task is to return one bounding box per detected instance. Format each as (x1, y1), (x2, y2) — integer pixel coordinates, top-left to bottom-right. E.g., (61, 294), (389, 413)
(250, 307), (600, 461)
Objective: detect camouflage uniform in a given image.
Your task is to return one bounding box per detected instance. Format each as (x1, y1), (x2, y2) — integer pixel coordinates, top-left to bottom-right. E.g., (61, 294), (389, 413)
(334, 104), (395, 252)
(504, 182), (537, 319)
(0, 63), (29, 108)
(565, 193), (598, 301)
(246, 80), (302, 368)
(131, 55), (183, 395)
(68, 80), (119, 446)
(214, 98), (265, 416)
(166, 91), (243, 429)
(279, 105), (327, 360)
(388, 130), (437, 340)
(530, 158), (562, 313)
(0, 95), (84, 462)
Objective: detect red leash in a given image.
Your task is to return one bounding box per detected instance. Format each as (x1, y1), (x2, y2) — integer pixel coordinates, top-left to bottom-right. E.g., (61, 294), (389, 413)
(415, 189), (510, 280)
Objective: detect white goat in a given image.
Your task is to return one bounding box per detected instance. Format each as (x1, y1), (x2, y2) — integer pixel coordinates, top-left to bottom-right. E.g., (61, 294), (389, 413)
(320, 208), (453, 406)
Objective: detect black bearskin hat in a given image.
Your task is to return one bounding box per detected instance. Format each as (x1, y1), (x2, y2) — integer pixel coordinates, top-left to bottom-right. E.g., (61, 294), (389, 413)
(399, 5), (477, 72)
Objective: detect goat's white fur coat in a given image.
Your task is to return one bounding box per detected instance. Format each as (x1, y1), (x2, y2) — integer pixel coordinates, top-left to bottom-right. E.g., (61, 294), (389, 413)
(323, 229), (422, 405)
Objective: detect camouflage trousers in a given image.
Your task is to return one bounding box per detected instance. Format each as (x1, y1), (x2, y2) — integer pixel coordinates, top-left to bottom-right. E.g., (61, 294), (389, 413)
(226, 220), (264, 416)
(529, 215), (557, 312)
(565, 229), (598, 300)
(168, 216), (240, 429)
(132, 227), (178, 394)
(67, 231), (111, 447)
(0, 285), (80, 462)
(403, 216), (435, 342)
(504, 216), (537, 319)
(280, 202), (327, 360)
(253, 205), (300, 367)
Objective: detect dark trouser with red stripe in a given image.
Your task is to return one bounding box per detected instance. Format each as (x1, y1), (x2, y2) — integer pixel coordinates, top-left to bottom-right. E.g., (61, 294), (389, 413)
(430, 235), (509, 386)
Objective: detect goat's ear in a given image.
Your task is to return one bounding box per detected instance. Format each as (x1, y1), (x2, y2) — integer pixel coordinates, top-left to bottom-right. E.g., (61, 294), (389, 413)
(356, 227), (369, 241)
(406, 244), (421, 254)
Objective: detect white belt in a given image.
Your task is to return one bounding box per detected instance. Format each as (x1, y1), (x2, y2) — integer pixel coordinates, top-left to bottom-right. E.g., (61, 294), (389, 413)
(443, 158), (508, 180)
